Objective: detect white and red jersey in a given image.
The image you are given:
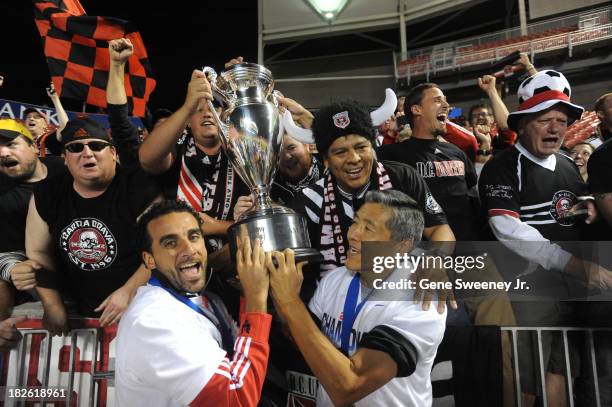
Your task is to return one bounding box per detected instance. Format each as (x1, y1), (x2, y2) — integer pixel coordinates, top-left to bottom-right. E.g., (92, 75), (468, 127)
(115, 284), (271, 407)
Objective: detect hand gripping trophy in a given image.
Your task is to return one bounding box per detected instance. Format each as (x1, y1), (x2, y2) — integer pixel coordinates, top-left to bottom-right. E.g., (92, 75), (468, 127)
(202, 62), (321, 262)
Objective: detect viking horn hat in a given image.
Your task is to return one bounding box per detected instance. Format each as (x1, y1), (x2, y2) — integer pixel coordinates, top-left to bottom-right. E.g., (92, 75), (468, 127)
(282, 89), (398, 144)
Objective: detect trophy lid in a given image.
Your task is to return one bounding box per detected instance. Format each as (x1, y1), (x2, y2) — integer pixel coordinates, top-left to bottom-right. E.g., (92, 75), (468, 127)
(219, 63), (274, 102)
(224, 62), (273, 79)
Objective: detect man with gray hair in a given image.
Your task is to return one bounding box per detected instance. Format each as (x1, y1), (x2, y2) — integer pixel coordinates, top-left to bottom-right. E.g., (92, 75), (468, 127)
(267, 189), (446, 406)
(479, 70), (612, 405)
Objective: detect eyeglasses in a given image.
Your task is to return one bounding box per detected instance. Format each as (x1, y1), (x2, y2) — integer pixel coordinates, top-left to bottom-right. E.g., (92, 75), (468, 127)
(64, 141), (112, 153)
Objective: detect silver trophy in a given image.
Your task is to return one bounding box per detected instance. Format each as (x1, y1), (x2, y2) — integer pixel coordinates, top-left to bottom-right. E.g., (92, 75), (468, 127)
(202, 63), (320, 262)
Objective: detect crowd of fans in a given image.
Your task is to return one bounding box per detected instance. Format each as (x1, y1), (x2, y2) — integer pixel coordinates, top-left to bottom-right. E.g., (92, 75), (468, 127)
(1, 40), (612, 407)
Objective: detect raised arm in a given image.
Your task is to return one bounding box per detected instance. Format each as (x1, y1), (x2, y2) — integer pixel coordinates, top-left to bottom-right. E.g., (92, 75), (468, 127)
(278, 96), (314, 130)
(281, 302), (396, 406)
(478, 74), (511, 131)
(106, 38), (142, 165)
(40, 82), (69, 155)
(107, 38), (131, 106)
(139, 70), (212, 174)
(518, 52), (538, 77)
(189, 237), (271, 406)
(47, 82), (68, 135)
(129, 237), (271, 406)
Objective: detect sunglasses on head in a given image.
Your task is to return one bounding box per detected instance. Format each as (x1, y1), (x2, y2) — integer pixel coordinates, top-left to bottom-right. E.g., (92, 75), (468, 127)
(64, 141), (112, 153)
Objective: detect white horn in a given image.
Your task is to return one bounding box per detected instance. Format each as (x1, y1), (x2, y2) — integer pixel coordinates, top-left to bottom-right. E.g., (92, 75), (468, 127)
(282, 109), (314, 144)
(370, 88), (398, 126)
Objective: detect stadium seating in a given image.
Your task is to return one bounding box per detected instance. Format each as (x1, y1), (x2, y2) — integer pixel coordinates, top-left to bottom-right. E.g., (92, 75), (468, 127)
(563, 110), (600, 148)
(399, 25), (578, 72)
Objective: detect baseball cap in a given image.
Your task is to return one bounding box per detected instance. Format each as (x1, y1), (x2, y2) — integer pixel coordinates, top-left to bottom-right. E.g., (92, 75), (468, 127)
(23, 108), (48, 122)
(0, 119), (34, 143)
(61, 117), (112, 145)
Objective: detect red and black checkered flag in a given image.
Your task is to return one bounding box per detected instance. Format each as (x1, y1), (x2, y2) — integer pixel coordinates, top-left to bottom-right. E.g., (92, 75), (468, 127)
(33, 0), (156, 117)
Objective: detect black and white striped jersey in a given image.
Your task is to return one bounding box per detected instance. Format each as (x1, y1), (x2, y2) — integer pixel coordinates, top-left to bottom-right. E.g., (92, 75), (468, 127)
(289, 160), (448, 273)
(479, 143), (589, 241)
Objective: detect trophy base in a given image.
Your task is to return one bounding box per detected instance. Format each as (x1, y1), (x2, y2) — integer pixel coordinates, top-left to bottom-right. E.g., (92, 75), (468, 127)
(228, 211), (322, 264)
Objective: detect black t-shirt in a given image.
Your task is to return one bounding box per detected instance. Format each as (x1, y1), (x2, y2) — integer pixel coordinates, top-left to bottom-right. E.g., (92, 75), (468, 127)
(378, 138), (480, 240)
(34, 165), (160, 316)
(588, 138), (612, 194)
(0, 156), (65, 252)
(479, 146), (589, 241)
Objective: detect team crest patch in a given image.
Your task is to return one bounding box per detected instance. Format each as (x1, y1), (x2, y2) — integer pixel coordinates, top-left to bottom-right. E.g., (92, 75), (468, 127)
(60, 218), (117, 270)
(550, 190), (577, 226)
(332, 111), (350, 129)
(425, 192), (443, 214)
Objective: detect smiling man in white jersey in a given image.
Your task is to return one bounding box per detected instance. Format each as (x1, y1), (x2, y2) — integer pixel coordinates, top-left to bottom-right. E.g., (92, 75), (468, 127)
(268, 189), (446, 406)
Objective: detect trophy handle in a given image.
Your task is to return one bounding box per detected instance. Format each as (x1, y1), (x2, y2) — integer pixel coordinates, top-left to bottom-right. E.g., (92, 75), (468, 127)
(202, 66), (235, 105)
(271, 90), (283, 108)
(202, 66), (219, 90)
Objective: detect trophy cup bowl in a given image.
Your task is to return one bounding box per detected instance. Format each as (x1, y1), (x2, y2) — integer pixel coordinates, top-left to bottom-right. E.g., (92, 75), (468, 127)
(202, 63), (321, 263)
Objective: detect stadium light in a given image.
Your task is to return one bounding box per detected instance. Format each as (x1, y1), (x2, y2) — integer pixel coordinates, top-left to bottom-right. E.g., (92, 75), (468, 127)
(304, 0), (351, 22)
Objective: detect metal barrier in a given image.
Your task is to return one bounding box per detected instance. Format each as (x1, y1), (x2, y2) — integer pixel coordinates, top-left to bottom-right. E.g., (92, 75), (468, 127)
(1, 319), (117, 407)
(502, 327), (612, 407)
(3, 320), (611, 406)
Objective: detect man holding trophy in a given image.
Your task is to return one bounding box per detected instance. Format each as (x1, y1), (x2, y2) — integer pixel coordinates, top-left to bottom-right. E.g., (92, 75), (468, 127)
(116, 59), (454, 406)
(139, 69), (250, 256)
(141, 59), (321, 264)
(117, 61), (322, 406)
(198, 62), (322, 262)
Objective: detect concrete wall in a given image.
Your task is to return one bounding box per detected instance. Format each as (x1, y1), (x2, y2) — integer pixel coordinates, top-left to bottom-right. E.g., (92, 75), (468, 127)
(269, 49), (396, 108)
(528, 0), (609, 20)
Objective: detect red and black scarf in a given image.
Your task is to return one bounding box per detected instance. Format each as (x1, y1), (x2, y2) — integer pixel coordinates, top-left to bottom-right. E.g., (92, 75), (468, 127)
(318, 161), (393, 272)
(176, 136), (236, 252)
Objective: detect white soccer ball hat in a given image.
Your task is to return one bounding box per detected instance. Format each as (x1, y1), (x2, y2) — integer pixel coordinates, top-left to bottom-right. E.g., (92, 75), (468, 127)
(507, 70), (584, 131)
